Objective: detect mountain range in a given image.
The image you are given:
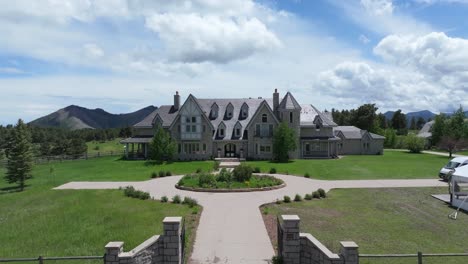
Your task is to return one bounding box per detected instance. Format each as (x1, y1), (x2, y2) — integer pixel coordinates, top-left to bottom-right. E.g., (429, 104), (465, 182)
(29, 105), (157, 130)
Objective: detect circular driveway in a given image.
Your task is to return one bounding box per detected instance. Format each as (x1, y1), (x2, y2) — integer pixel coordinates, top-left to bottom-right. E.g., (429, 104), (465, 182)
(56, 175), (446, 264)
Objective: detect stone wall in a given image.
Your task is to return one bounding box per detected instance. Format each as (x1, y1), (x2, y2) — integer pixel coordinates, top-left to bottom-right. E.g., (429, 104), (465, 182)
(279, 215), (359, 264)
(105, 217), (183, 264)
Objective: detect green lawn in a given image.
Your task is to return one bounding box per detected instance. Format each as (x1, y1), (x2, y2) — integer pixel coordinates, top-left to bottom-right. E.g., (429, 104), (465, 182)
(31, 156), (214, 182)
(0, 159), (203, 260)
(86, 138), (125, 156)
(264, 187), (468, 264)
(247, 151), (449, 179)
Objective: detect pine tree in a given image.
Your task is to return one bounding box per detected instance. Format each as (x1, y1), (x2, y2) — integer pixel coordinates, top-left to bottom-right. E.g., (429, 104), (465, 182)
(5, 119), (34, 191)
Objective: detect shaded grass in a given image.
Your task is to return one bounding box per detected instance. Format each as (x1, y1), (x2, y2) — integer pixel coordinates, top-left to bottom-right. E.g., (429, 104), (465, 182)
(247, 151), (449, 179)
(265, 187), (468, 264)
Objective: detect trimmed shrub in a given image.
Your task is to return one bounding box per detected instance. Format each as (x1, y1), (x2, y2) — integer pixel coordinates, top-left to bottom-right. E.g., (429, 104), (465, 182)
(283, 195), (291, 203)
(183, 197), (198, 208)
(312, 191), (320, 199)
(198, 173), (216, 187)
(233, 164), (253, 182)
(304, 193), (312, 200)
(318, 188), (326, 198)
(272, 256), (283, 264)
(294, 194), (302, 202)
(275, 199), (282, 204)
(161, 196), (168, 203)
(151, 171), (158, 178)
(216, 169), (232, 182)
(304, 172), (310, 178)
(123, 186), (150, 200)
(172, 195), (181, 204)
(196, 168), (202, 173)
(192, 208), (199, 215)
(158, 170), (165, 177)
(253, 167), (261, 173)
(165, 171), (172, 176)
(269, 168), (277, 174)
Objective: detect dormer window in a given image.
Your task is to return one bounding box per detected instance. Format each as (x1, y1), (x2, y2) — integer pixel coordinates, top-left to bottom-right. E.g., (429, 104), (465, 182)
(234, 122), (242, 138)
(217, 122), (226, 138)
(240, 103), (249, 119)
(210, 103), (219, 120)
(225, 103), (234, 120)
(262, 114), (268, 123)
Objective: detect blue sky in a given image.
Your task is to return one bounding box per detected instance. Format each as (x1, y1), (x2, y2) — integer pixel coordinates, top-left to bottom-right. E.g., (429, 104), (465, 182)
(1, 0), (468, 125)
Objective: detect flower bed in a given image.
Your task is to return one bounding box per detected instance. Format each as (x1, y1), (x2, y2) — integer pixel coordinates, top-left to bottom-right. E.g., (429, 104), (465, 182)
(176, 167), (285, 192)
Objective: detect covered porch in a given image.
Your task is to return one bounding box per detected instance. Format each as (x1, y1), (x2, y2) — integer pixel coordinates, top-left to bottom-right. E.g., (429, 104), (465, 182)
(300, 137), (340, 159)
(120, 136), (153, 160)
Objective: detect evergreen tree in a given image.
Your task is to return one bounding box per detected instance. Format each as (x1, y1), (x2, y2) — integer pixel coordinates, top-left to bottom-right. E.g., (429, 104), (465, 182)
(5, 119), (34, 191)
(391, 110), (407, 135)
(416, 117), (426, 130)
(149, 127), (176, 162)
(350, 104), (379, 133)
(272, 122), (297, 162)
(67, 138), (88, 158)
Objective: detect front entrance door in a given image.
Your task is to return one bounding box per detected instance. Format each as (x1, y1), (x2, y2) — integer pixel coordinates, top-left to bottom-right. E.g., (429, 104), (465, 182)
(224, 143), (236, 157)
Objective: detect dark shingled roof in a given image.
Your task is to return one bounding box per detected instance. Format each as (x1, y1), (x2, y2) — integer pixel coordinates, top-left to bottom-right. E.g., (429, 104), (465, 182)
(197, 98), (274, 140)
(134, 105), (178, 128)
(334, 126), (385, 140)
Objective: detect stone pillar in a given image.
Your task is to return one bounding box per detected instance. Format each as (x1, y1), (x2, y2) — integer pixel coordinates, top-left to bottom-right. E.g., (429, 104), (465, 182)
(105, 241), (124, 264)
(162, 216), (183, 264)
(340, 241), (359, 264)
(281, 215), (301, 264)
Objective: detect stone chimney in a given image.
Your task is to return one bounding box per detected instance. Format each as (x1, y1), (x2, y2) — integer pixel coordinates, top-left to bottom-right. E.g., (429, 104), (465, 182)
(174, 91), (180, 111)
(273, 88), (279, 114)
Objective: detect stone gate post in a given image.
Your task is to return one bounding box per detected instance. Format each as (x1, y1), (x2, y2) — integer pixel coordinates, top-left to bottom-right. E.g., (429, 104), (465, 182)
(281, 215), (301, 264)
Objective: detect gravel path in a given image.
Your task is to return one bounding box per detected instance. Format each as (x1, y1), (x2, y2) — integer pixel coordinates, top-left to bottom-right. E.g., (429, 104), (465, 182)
(55, 175), (446, 264)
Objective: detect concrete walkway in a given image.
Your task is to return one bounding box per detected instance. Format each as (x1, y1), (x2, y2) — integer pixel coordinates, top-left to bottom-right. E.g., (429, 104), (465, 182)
(56, 176), (447, 264)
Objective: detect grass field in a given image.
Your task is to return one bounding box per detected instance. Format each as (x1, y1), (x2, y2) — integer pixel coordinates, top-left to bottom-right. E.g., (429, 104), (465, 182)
(0, 159), (202, 260)
(86, 138), (124, 156)
(264, 187), (468, 264)
(247, 151), (449, 179)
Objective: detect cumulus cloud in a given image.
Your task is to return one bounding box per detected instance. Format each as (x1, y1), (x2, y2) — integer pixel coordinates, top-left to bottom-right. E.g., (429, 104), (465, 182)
(374, 32), (468, 85)
(316, 32), (468, 112)
(145, 13), (281, 63)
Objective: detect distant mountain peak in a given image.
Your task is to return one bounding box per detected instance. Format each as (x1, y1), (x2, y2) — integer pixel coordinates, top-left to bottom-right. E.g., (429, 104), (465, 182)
(29, 105), (157, 130)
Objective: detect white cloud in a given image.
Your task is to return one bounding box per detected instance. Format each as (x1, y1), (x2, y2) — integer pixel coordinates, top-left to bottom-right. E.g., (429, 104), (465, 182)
(360, 0), (394, 16)
(374, 32), (468, 82)
(330, 0), (432, 36)
(145, 13), (281, 63)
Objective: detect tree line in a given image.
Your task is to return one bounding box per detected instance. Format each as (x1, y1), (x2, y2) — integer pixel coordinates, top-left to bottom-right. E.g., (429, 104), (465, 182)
(0, 123), (133, 159)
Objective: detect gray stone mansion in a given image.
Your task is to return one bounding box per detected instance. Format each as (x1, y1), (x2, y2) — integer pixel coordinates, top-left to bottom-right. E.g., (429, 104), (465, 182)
(121, 90), (384, 160)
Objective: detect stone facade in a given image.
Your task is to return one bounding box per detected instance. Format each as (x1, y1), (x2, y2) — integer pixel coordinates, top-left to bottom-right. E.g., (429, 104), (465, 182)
(105, 217), (183, 264)
(279, 215), (359, 264)
(122, 90), (385, 160)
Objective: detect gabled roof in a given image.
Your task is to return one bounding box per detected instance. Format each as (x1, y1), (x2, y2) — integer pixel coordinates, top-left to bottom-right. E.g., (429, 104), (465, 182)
(134, 105), (178, 128)
(334, 126), (385, 140)
(279, 92), (301, 110)
(169, 94), (214, 131)
(300, 104), (337, 127)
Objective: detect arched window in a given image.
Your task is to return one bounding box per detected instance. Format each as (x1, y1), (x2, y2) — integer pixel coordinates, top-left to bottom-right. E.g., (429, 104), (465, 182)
(262, 114), (268, 123)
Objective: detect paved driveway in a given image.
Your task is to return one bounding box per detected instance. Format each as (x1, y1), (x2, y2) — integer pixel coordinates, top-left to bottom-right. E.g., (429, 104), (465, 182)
(56, 175), (446, 264)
